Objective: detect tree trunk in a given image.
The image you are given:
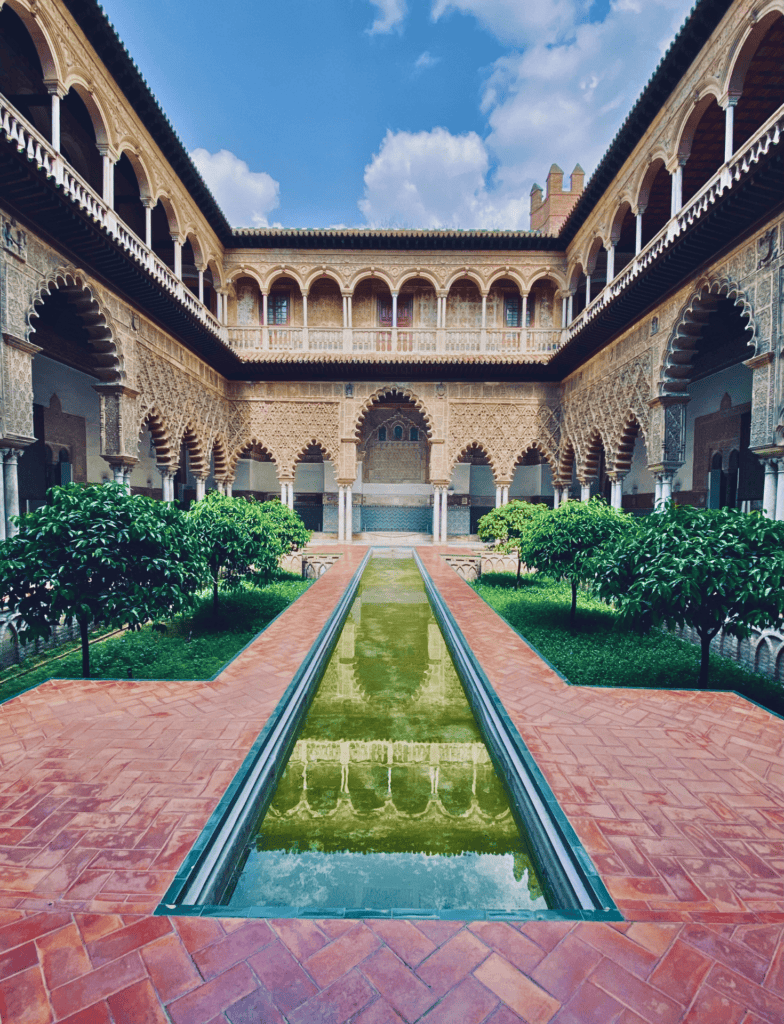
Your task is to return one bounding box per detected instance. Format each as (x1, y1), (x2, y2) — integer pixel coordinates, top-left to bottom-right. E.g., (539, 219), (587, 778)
(79, 617), (90, 678)
(212, 558), (220, 613)
(570, 580), (577, 630)
(516, 554), (522, 589)
(698, 630), (712, 688)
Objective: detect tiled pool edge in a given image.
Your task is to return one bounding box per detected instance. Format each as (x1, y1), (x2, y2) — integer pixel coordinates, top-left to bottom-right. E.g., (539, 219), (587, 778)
(156, 549), (372, 916)
(415, 551), (620, 923)
(157, 547), (621, 923)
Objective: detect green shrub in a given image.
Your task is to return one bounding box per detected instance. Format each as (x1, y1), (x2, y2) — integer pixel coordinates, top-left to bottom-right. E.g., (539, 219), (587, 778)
(474, 573), (784, 715)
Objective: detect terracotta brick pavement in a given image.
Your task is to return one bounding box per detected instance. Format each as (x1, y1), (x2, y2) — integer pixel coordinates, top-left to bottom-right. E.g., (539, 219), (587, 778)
(0, 544), (780, 1022)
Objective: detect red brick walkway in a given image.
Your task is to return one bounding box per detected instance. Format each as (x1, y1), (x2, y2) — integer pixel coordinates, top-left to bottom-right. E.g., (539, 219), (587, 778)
(0, 545), (781, 1022)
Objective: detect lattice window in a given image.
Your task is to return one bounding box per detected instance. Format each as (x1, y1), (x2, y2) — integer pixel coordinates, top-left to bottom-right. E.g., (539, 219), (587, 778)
(268, 292), (289, 325)
(504, 296), (521, 327)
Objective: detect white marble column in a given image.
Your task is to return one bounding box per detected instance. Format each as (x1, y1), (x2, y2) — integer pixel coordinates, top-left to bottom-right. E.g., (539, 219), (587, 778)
(567, 292), (574, 323)
(635, 210), (643, 255)
(501, 485), (510, 505)
(585, 274), (592, 307)
(671, 163), (683, 216)
(553, 486), (560, 510)
(654, 474), (663, 507)
(344, 484), (352, 541)
(338, 485), (345, 541)
(580, 482), (591, 503)
(302, 294), (308, 328)
(289, 481), (295, 511)
(606, 243), (615, 284)
(481, 294), (487, 329)
(143, 199), (153, 248)
(432, 488), (440, 542)
(3, 451), (19, 537)
(173, 238), (182, 280)
(440, 488), (448, 543)
(521, 294), (528, 329)
(112, 465), (125, 488)
(225, 480), (233, 499)
(724, 98), (737, 163)
(775, 461), (784, 521)
(763, 460), (777, 518)
(660, 472), (674, 505)
(195, 477), (206, 502)
(123, 468), (132, 492)
(99, 147), (114, 206)
(495, 486), (502, 509)
(49, 89), (61, 153)
(198, 269), (204, 304)
(391, 292), (398, 328)
(560, 485), (570, 506)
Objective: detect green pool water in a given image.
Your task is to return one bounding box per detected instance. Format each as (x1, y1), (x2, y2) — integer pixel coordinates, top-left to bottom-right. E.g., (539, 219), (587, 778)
(227, 553), (549, 912)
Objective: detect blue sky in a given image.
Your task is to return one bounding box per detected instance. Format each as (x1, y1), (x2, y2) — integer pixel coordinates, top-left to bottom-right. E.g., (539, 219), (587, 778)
(99, 0), (696, 229)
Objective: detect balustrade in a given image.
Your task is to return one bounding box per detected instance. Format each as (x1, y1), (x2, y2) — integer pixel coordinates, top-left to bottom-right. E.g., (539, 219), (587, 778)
(0, 91), (223, 339)
(566, 105), (784, 339)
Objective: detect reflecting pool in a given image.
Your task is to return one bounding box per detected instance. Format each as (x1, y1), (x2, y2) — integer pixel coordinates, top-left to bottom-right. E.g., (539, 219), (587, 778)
(228, 554), (549, 912)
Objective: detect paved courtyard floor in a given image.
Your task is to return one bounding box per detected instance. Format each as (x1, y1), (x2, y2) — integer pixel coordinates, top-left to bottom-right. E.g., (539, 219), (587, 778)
(0, 545), (781, 1023)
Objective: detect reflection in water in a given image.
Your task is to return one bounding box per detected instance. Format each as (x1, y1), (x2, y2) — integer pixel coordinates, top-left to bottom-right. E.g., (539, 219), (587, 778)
(228, 555), (548, 911)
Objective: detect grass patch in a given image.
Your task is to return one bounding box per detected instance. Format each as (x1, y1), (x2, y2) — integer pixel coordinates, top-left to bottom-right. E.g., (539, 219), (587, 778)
(473, 572), (784, 716)
(0, 572), (311, 702)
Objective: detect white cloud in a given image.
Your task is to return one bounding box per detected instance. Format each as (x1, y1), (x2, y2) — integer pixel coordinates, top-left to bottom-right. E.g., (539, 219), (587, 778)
(431, 0), (590, 47)
(414, 50), (441, 72)
(357, 0), (695, 229)
(366, 0), (407, 35)
(359, 127), (528, 229)
(190, 148), (280, 228)
(480, 0), (694, 189)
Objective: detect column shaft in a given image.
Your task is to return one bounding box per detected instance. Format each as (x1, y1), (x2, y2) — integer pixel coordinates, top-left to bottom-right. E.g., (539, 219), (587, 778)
(775, 461), (784, 521)
(724, 101), (735, 163)
(50, 92), (61, 152)
(195, 477), (206, 502)
(585, 275), (592, 306)
(606, 244), (615, 283)
(345, 485), (352, 541)
(432, 488), (439, 542)
(3, 452), (19, 537)
(338, 485), (345, 541)
(654, 475), (662, 507)
(0, 451), (6, 541)
(660, 473), (673, 504)
(440, 488), (448, 543)
(391, 293), (397, 329)
(763, 460), (777, 518)
(580, 483), (591, 503)
(635, 212), (643, 254)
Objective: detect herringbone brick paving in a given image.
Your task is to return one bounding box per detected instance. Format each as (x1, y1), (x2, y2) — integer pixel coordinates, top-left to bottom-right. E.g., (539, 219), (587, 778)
(0, 545), (780, 1022)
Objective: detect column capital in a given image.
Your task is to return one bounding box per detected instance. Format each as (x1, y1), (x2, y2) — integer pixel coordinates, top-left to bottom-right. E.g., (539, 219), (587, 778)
(102, 456), (138, 470)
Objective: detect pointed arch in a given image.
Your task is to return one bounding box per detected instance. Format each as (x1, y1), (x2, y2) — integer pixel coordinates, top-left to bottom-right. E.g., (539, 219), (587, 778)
(353, 386), (435, 441)
(660, 278), (756, 396)
(28, 267), (124, 383)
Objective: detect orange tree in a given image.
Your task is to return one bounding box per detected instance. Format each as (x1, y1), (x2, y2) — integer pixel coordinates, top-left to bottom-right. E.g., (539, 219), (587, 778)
(524, 498), (633, 628)
(596, 503), (784, 688)
(477, 500), (548, 586)
(0, 483), (205, 677)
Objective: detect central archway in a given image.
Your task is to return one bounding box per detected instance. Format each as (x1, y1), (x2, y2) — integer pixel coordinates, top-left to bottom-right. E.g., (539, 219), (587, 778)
(355, 390), (433, 534)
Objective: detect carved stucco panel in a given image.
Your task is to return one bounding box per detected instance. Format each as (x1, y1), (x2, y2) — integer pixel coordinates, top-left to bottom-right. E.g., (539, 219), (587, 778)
(1, 340), (36, 440)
